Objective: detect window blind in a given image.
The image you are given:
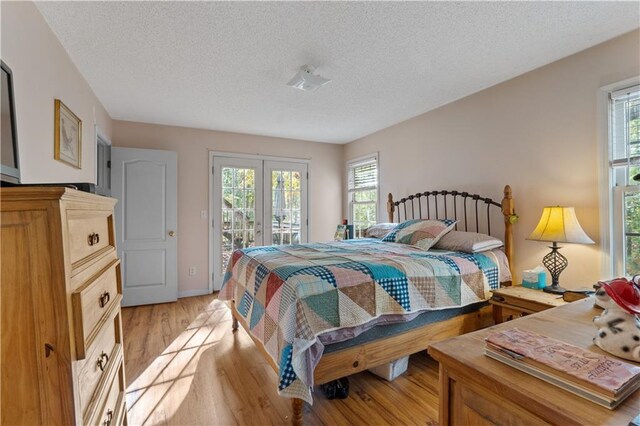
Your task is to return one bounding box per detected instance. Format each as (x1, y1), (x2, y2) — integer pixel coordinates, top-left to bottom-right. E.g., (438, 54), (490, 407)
(348, 157), (378, 192)
(611, 85), (640, 170)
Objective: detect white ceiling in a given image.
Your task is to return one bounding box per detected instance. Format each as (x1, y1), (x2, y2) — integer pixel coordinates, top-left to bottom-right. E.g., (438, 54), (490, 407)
(36, 1), (639, 144)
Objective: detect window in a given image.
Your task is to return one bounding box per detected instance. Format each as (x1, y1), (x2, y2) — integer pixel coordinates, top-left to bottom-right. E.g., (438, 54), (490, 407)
(95, 132), (111, 196)
(609, 84), (640, 276)
(347, 154), (378, 238)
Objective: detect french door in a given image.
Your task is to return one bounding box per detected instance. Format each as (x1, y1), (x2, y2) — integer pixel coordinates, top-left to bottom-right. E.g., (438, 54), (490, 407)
(211, 155), (308, 291)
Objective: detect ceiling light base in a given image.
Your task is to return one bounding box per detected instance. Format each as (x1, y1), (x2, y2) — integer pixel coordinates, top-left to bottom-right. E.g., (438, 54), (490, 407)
(286, 64), (331, 92)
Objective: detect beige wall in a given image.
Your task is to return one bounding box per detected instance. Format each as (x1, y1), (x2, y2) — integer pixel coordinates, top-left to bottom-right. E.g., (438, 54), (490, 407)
(344, 30), (640, 289)
(1, 1), (112, 184)
(7, 0), (638, 294)
(112, 121), (343, 295)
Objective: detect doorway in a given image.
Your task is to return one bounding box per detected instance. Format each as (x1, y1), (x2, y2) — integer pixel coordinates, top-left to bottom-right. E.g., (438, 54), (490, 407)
(112, 147), (178, 306)
(210, 153), (309, 291)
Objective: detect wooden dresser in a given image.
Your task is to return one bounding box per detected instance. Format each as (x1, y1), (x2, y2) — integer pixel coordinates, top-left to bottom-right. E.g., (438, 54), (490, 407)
(1, 187), (126, 426)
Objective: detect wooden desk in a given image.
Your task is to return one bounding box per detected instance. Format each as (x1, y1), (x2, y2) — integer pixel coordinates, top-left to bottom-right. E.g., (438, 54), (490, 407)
(490, 286), (567, 324)
(429, 299), (640, 426)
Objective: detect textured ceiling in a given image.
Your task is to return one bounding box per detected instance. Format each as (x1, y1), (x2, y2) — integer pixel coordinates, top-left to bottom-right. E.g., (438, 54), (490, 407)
(36, 1), (639, 144)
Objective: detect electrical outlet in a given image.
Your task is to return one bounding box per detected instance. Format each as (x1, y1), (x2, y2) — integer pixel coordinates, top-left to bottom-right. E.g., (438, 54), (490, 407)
(200, 210), (208, 219)
(189, 267), (197, 276)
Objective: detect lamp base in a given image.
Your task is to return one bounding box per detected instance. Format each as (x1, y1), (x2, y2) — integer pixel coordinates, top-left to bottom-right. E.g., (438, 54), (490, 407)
(543, 284), (567, 295)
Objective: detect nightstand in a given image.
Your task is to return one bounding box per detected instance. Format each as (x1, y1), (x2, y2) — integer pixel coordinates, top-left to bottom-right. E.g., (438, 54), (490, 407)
(490, 286), (567, 324)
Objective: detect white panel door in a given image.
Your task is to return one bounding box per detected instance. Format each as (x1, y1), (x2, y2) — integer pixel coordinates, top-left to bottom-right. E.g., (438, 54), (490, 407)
(112, 147), (178, 306)
(264, 161), (308, 246)
(212, 157), (263, 291)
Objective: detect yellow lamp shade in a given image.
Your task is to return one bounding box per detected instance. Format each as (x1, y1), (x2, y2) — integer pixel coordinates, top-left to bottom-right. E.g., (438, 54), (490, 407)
(527, 206), (594, 244)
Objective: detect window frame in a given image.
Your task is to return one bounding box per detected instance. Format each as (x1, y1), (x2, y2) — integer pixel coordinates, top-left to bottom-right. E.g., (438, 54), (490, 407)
(346, 153), (379, 237)
(95, 126), (111, 196)
(600, 79), (640, 278)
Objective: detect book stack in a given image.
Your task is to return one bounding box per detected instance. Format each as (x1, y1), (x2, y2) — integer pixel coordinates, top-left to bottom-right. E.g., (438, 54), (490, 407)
(485, 328), (640, 409)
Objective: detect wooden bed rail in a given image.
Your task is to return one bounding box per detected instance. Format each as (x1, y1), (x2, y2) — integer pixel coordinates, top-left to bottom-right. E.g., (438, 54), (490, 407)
(386, 185), (516, 271)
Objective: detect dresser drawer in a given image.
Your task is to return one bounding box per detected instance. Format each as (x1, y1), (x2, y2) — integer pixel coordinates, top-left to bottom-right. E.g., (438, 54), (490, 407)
(66, 209), (114, 270)
(72, 260), (122, 359)
(94, 362), (125, 426)
(85, 347), (126, 426)
(77, 313), (119, 420)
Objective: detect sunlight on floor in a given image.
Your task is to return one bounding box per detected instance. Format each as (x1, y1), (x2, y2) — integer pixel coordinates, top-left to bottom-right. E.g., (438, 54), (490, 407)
(126, 300), (231, 426)
(122, 295), (444, 425)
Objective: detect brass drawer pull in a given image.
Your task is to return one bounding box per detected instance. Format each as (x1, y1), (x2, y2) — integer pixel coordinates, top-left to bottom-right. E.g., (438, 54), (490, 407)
(99, 291), (111, 308)
(87, 233), (100, 246)
(103, 408), (113, 426)
(96, 351), (109, 372)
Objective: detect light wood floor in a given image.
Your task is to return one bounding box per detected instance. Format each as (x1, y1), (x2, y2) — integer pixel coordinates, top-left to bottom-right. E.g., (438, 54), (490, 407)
(122, 294), (441, 425)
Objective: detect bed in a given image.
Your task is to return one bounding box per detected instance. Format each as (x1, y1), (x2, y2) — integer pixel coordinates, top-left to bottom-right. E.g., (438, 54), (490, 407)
(220, 185), (516, 424)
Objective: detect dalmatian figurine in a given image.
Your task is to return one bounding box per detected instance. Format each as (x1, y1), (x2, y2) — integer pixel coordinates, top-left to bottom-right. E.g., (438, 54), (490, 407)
(593, 275), (640, 362)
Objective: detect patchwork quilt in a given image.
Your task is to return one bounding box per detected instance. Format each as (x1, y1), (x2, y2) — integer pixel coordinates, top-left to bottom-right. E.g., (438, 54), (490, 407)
(219, 238), (506, 403)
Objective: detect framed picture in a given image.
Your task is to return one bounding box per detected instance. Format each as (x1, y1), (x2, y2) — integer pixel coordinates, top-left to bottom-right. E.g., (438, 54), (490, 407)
(54, 99), (82, 168)
(334, 224), (347, 241)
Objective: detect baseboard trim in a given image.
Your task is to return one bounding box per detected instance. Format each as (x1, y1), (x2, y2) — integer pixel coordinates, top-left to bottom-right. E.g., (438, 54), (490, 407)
(178, 288), (212, 299)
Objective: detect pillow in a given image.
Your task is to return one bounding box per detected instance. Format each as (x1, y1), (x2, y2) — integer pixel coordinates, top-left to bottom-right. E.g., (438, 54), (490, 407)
(432, 230), (503, 253)
(364, 223), (396, 239)
(382, 219), (456, 250)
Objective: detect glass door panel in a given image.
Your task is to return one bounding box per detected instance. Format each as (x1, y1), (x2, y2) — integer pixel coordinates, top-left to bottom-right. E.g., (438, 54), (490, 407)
(212, 157), (263, 290)
(222, 167), (258, 272)
(264, 161), (308, 247)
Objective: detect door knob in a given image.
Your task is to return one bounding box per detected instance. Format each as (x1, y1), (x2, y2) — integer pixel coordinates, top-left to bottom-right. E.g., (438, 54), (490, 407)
(168, 230), (176, 237)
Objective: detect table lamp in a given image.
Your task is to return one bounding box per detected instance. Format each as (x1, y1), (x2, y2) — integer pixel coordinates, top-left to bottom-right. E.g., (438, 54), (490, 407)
(527, 206), (594, 294)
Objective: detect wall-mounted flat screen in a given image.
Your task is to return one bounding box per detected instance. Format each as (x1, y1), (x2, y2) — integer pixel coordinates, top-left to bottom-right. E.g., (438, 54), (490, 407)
(1, 60), (20, 184)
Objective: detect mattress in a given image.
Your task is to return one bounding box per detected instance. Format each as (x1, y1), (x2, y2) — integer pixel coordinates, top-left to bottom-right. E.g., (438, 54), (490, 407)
(321, 300), (488, 352)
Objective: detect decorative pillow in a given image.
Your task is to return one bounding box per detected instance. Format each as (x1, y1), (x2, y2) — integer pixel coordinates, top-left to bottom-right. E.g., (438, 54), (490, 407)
(381, 219), (457, 250)
(364, 223), (396, 239)
(432, 230), (503, 253)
